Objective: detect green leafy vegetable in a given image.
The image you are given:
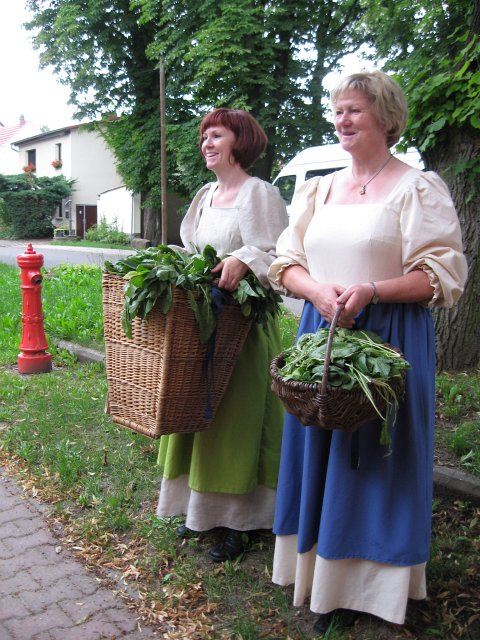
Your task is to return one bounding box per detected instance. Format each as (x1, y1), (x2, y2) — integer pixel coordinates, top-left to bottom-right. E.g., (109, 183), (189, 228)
(279, 328), (411, 446)
(104, 244), (282, 341)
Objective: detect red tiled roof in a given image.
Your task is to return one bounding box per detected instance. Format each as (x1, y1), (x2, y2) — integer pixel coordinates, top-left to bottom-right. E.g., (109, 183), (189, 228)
(0, 118), (27, 147)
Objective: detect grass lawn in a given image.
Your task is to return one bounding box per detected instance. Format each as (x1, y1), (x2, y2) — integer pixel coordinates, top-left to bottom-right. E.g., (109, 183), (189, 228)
(0, 261), (478, 639)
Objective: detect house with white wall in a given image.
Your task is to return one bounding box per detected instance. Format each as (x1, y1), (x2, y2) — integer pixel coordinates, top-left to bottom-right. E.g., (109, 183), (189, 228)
(98, 185), (183, 244)
(11, 123), (125, 237)
(97, 186), (142, 237)
(6, 120), (184, 243)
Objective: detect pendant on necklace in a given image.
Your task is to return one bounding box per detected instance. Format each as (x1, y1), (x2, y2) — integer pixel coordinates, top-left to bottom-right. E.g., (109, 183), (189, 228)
(360, 185), (367, 195)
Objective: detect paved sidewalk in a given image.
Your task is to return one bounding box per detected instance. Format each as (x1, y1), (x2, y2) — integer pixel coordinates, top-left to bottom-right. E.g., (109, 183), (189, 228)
(0, 469), (160, 640)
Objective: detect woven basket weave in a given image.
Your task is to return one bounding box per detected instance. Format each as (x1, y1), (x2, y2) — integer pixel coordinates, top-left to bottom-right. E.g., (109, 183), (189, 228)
(270, 305), (405, 431)
(103, 273), (252, 439)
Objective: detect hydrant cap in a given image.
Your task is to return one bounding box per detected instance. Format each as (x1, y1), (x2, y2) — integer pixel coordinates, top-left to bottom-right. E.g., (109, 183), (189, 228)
(17, 243), (44, 268)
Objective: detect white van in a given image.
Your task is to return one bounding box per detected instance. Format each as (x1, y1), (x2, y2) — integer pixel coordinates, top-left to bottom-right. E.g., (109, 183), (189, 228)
(272, 143), (423, 211)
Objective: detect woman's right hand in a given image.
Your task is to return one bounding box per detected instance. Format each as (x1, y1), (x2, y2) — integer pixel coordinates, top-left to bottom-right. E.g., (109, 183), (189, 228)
(211, 256), (249, 291)
(281, 265), (353, 327)
(309, 283), (355, 328)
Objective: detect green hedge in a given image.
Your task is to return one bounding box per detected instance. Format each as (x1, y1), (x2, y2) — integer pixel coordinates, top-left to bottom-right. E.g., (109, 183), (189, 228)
(0, 173), (73, 239)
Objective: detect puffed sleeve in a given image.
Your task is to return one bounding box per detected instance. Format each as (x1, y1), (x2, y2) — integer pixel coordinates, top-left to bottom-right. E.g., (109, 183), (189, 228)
(229, 178), (288, 288)
(268, 176), (321, 291)
(179, 183), (212, 251)
(400, 172), (468, 308)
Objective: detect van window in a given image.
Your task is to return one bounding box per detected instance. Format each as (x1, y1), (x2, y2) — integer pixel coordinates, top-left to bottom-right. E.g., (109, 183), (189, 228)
(275, 174), (296, 205)
(305, 168), (339, 180)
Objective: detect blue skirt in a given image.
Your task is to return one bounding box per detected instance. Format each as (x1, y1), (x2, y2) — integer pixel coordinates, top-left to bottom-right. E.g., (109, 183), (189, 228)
(273, 302), (436, 566)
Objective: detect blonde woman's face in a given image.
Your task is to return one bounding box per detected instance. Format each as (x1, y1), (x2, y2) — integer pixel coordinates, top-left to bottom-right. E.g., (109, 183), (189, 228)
(333, 90), (387, 152)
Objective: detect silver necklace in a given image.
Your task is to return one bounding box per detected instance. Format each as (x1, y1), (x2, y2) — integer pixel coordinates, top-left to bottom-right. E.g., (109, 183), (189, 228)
(353, 153), (393, 195)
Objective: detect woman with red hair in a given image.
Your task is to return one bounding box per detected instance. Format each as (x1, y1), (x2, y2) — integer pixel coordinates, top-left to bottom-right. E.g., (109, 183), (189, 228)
(156, 108), (288, 562)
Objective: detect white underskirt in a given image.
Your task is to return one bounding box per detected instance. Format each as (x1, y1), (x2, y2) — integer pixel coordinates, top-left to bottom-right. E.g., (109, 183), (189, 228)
(272, 535), (427, 625)
(156, 475), (276, 531)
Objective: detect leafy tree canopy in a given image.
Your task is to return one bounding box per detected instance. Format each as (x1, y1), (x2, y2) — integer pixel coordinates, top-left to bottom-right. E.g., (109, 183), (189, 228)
(361, 0), (479, 159)
(0, 173), (73, 200)
(25, 0), (366, 204)
(360, 0), (480, 370)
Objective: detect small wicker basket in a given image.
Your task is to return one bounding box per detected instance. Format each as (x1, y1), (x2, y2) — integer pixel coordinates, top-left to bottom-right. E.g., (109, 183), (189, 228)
(103, 273), (252, 438)
(270, 305), (405, 431)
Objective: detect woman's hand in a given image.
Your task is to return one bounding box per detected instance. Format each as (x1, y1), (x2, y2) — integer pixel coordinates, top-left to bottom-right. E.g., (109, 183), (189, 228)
(280, 265), (354, 327)
(335, 283), (374, 324)
(212, 256), (249, 291)
(309, 283), (356, 327)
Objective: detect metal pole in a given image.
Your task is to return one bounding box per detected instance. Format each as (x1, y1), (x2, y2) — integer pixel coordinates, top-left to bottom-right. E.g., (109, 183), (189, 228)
(159, 62), (167, 244)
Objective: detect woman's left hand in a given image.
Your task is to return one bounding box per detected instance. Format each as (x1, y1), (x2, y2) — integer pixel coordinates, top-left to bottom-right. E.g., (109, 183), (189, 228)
(336, 283), (374, 323)
(212, 256), (249, 291)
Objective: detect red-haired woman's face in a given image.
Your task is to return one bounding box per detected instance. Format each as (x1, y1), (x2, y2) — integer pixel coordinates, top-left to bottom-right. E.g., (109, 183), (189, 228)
(201, 125), (237, 173)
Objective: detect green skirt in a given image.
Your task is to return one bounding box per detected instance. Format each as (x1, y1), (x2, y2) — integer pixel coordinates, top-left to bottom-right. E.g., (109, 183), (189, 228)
(157, 317), (284, 494)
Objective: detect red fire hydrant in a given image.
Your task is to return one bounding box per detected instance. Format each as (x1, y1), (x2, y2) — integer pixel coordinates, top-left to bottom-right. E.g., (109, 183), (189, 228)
(17, 244), (52, 374)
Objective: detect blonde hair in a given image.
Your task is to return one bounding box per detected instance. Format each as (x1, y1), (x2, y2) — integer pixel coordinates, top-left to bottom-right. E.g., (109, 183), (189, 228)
(330, 70), (408, 147)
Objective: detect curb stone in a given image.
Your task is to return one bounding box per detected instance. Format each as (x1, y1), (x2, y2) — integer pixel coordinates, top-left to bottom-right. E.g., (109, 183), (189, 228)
(433, 465), (480, 506)
(54, 339), (105, 364)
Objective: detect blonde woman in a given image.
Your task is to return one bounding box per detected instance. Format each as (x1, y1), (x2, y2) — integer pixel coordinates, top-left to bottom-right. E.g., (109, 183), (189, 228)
(269, 71), (467, 634)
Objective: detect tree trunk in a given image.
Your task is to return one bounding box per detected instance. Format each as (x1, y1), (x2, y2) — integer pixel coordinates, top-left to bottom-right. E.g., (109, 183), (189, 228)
(423, 126), (480, 371)
(252, 143), (275, 182)
(141, 193), (163, 245)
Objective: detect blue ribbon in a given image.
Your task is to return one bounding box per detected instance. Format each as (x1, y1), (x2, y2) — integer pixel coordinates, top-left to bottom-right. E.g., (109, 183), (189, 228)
(202, 285), (231, 421)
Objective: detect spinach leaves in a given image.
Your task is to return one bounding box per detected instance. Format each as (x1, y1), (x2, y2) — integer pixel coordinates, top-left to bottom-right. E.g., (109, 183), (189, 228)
(104, 244), (281, 341)
(279, 328), (411, 445)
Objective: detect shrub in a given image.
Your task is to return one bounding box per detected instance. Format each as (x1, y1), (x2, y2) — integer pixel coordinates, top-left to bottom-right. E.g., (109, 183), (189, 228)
(85, 216), (129, 245)
(0, 173), (73, 239)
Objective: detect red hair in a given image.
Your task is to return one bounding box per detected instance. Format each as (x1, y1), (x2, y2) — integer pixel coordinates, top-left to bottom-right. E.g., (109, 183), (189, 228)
(199, 108), (268, 170)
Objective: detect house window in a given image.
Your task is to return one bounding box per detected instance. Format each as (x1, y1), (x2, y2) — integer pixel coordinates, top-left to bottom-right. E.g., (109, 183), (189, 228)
(63, 198), (71, 219)
(55, 143), (62, 161)
(27, 149), (36, 168)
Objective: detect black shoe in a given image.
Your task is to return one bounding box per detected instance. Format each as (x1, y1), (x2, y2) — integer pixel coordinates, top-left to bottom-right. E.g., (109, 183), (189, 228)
(313, 610), (358, 635)
(338, 608), (358, 628)
(175, 524), (195, 537)
(313, 613), (333, 634)
(208, 529), (246, 562)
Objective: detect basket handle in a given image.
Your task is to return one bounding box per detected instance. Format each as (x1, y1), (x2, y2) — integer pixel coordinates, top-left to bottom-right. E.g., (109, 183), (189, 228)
(320, 303), (345, 395)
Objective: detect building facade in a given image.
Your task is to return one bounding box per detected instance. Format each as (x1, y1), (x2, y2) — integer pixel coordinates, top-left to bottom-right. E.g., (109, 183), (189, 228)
(12, 124), (124, 237)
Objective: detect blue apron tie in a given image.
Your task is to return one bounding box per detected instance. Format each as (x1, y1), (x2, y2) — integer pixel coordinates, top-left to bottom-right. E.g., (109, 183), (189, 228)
(202, 285), (231, 421)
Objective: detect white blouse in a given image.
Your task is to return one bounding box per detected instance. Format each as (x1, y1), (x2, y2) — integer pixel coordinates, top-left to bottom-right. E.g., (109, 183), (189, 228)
(180, 176), (288, 288)
(269, 169), (467, 308)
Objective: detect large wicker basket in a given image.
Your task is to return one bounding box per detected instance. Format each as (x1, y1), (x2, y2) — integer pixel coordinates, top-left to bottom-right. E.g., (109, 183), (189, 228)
(103, 273), (252, 439)
(270, 305), (406, 431)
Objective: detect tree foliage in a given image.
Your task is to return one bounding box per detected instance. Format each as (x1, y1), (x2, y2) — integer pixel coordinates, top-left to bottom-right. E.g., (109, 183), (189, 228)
(361, 0), (480, 370)
(25, 0), (366, 212)
(137, 0), (366, 191)
(361, 1), (479, 156)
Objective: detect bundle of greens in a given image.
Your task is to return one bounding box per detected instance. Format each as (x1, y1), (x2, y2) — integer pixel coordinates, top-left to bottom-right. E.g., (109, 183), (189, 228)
(279, 328), (411, 445)
(104, 244), (282, 342)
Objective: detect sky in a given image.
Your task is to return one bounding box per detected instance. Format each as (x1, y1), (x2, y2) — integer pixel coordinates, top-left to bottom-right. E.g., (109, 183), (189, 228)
(0, 4), (78, 131)
(0, 4), (371, 133)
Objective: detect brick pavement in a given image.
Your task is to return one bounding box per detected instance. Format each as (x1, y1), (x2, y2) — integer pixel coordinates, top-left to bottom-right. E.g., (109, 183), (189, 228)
(0, 469), (161, 640)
